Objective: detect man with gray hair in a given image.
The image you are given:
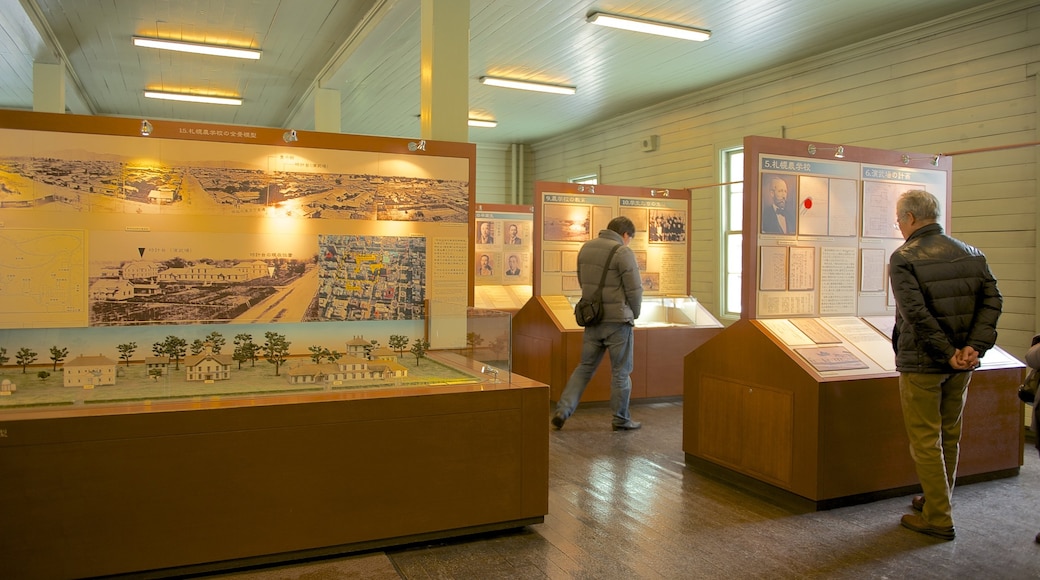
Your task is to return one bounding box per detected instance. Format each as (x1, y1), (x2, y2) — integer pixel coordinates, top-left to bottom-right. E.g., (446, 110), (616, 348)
(889, 189), (1002, 540)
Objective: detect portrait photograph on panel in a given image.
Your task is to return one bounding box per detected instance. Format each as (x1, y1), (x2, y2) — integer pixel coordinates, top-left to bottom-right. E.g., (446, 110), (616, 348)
(761, 173), (797, 235)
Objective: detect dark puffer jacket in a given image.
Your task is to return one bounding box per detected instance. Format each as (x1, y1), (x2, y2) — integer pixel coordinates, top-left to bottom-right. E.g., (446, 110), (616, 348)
(890, 223), (1002, 373)
(576, 229), (643, 323)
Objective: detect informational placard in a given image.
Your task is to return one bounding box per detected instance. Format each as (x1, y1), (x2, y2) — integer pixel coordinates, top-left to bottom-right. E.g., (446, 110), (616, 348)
(536, 183), (690, 298)
(472, 204), (534, 311)
(0, 113), (476, 396)
(753, 150), (948, 319)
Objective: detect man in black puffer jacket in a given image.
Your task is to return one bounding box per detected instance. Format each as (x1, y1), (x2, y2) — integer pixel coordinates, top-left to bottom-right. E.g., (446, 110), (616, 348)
(890, 189), (1002, 541)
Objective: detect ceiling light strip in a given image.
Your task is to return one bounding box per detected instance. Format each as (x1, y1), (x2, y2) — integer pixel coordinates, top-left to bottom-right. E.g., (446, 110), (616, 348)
(479, 76), (576, 95)
(468, 118), (497, 128)
(587, 12), (711, 42)
(133, 37), (262, 60)
(144, 91), (242, 106)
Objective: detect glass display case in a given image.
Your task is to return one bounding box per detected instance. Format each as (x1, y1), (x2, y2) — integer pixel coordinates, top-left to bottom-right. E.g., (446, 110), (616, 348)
(513, 295), (723, 402)
(0, 300), (514, 419)
(557, 295), (723, 331)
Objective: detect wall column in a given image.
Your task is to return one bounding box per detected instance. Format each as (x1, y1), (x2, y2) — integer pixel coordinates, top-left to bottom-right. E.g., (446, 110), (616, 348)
(420, 0), (469, 142)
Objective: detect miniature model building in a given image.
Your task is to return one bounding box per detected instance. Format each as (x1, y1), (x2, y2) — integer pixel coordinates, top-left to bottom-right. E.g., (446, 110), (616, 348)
(184, 354), (233, 382)
(63, 354), (117, 387)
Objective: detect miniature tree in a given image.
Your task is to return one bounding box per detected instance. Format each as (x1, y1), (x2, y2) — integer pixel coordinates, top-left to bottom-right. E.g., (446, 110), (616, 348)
(161, 335), (187, 370)
(16, 347), (37, 373)
(364, 339), (378, 359)
(233, 333), (259, 368)
(49, 346), (68, 371)
(0, 346), (8, 367)
(308, 345), (330, 364)
(190, 339), (206, 356)
(205, 331), (226, 354)
(409, 338), (430, 366)
(117, 342), (137, 367)
(326, 350), (342, 363)
(388, 334), (409, 358)
(489, 335), (509, 361)
(263, 331), (291, 376)
(37, 370), (50, 381)
(466, 332), (484, 355)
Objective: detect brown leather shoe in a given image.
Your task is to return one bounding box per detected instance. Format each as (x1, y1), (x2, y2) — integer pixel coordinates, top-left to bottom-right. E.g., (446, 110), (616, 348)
(911, 495), (925, 512)
(900, 514), (955, 540)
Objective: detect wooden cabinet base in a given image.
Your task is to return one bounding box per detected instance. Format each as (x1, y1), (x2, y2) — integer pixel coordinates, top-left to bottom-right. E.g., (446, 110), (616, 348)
(683, 319), (1024, 509)
(0, 374), (549, 579)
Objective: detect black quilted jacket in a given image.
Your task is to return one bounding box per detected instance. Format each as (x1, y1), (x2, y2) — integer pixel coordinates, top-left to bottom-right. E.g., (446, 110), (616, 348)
(889, 223), (1002, 373)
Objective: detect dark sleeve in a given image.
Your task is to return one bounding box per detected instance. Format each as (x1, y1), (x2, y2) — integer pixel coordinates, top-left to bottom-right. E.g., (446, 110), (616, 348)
(966, 261), (1002, 357)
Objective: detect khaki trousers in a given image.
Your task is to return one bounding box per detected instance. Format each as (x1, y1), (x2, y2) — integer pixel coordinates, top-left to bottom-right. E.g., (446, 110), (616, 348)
(898, 371), (972, 528)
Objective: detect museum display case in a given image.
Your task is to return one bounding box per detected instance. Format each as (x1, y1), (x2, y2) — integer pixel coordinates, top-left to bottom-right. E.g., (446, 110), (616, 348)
(0, 308), (548, 580)
(472, 203), (535, 313)
(682, 136), (1024, 510)
(512, 181), (724, 403)
(0, 110), (547, 579)
(513, 295), (722, 402)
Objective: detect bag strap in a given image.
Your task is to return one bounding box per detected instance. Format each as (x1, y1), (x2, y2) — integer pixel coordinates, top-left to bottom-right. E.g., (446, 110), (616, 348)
(593, 243), (622, 295)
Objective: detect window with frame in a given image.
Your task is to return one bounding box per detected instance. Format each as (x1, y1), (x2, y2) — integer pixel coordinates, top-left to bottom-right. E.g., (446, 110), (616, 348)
(721, 147), (743, 318)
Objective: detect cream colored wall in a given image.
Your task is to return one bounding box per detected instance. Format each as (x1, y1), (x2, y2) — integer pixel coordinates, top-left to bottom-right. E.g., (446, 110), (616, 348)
(522, 0), (1039, 359)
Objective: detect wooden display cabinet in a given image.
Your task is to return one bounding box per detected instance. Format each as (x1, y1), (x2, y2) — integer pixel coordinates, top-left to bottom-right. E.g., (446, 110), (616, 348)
(0, 353), (548, 579)
(683, 319), (1024, 509)
(513, 295), (722, 402)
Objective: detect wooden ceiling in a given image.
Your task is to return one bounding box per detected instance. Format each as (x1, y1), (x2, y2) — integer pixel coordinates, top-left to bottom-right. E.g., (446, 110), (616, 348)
(0, 0), (991, 145)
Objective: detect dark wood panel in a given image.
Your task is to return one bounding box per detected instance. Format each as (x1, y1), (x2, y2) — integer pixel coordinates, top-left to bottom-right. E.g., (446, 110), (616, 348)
(0, 381), (549, 579)
(684, 318), (1023, 506)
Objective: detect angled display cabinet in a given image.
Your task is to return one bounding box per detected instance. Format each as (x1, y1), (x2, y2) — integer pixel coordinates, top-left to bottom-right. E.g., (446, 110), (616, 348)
(682, 136), (1023, 510)
(511, 181), (722, 402)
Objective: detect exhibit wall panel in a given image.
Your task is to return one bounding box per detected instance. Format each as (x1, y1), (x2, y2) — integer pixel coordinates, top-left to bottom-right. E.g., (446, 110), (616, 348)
(527, 1), (1039, 357)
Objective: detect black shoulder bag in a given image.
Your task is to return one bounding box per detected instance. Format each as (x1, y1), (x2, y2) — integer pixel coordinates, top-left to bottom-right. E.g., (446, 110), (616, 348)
(574, 243), (622, 327)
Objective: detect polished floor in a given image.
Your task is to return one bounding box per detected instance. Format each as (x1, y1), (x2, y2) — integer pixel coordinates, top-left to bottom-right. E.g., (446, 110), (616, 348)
(205, 399), (1040, 579)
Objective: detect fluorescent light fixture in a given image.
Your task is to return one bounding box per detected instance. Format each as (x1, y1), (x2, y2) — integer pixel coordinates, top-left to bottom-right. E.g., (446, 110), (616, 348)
(587, 12), (711, 42)
(133, 36), (262, 60)
(144, 91), (242, 106)
(468, 118), (497, 128)
(480, 76), (576, 95)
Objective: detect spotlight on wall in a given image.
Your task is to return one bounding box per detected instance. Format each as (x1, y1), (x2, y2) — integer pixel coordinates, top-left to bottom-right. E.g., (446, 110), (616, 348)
(408, 140), (427, 152)
(807, 144), (846, 159)
(282, 129), (298, 143)
(650, 189), (670, 197)
(140, 120), (153, 136)
(931, 154), (941, 166)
